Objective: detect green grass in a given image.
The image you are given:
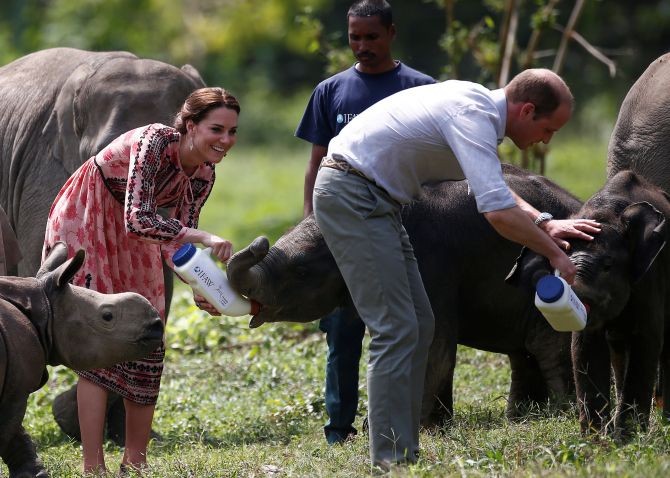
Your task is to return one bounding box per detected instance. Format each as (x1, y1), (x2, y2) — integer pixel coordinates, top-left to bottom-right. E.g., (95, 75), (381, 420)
(544, 135), (608, 201)
(15, 137), (669, 477)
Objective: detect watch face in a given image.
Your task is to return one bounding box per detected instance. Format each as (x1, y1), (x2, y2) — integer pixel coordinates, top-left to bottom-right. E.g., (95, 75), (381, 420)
(535, 212), (553, 225)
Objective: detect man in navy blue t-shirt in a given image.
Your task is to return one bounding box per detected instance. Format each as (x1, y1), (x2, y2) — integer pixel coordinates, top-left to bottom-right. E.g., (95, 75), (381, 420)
(295, 0), (435, 445)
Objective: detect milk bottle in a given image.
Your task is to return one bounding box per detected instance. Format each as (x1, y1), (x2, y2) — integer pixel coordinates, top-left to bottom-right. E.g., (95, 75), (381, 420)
(172, 243), (260, 316)
(534, 271), (587, 331)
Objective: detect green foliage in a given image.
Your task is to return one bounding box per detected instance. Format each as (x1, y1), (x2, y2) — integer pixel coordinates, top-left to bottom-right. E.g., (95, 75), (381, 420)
(195, 143), (306, 249)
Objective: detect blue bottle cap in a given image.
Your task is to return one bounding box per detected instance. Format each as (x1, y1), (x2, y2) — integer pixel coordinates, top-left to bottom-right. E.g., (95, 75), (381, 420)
(172, 243), (196, 267)
(536, 275), (564, 303)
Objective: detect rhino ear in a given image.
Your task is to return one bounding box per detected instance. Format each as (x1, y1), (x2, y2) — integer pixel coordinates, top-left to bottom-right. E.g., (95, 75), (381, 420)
(622, 201), (667, 282)
(36, 242), (69, 279)
(53, 249), (86, 288)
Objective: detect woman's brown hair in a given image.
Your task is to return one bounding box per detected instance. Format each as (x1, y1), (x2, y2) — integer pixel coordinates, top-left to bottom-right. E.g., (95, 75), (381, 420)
(174, 87), (240, 133)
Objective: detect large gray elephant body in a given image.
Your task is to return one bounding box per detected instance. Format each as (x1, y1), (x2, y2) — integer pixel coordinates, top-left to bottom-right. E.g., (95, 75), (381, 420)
(0, 242), (164, 478)
(0, 47), (205, 276)
(607, 52), (670, 186)
(227, 164), (582, 424)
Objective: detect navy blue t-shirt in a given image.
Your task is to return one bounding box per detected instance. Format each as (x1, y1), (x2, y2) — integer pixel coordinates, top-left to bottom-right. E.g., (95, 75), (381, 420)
(295, 62), (435, 147)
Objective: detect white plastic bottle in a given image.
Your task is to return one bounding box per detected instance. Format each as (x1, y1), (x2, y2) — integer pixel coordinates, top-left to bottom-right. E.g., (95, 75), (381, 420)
(534, 271), (587, 332)
(172, 243), (260, 316)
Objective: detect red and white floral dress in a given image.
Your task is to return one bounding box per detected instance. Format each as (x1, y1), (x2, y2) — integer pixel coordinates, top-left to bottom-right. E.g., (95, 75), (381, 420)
(42, 123), (215, 404)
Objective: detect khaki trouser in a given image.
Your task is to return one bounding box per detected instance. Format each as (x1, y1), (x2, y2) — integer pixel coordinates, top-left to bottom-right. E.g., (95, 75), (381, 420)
(314, 166), (435, 469)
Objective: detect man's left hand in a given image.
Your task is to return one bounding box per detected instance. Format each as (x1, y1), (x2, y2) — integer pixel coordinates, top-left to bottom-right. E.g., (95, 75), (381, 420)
(540, 219), (601, 250)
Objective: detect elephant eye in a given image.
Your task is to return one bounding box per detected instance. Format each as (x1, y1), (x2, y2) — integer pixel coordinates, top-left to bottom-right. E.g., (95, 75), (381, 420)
(102, 311), (114, 322)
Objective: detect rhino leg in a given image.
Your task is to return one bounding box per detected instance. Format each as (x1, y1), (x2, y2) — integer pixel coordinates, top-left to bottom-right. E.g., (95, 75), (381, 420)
(1, 424), (47, 478)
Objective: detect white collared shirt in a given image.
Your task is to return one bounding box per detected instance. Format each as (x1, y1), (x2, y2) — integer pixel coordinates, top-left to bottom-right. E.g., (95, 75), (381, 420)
(327, 80), (516, 212)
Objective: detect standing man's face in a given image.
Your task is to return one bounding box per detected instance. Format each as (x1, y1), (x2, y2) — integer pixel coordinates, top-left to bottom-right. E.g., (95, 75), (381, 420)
(348, 15), (396, 74)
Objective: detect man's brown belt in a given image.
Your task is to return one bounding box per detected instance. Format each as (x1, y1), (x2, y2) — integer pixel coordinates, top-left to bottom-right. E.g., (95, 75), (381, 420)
(319, 156), (369, 180)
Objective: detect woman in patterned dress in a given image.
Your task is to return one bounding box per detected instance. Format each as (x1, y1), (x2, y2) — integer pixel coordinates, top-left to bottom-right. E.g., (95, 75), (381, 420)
(42, 87), (240, 474)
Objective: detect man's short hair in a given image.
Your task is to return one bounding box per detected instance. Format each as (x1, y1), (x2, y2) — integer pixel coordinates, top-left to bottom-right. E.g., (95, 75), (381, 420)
(348, 0), (393, 28)
(506, 69), (574, 119)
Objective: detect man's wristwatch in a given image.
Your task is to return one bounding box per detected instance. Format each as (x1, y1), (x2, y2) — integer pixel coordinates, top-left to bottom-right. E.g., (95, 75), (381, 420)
(534, 212), (554, 226)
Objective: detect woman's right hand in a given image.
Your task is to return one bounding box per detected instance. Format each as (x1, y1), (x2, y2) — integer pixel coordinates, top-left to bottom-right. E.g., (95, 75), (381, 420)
(202, 234), (233, 262)
(181, 228), (233, 262)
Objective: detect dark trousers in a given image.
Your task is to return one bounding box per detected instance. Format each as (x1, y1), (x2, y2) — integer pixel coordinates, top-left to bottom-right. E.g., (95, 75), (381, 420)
(319, 305), (366, 444)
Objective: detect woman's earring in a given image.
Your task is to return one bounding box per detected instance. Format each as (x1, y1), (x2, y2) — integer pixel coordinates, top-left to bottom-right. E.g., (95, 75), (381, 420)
(189, 137), (194, 151)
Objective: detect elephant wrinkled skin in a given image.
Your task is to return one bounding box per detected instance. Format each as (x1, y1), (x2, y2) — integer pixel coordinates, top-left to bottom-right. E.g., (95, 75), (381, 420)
(0, 242), (164, 478)
(0, 47), (205, 276)
(607, 53), (670, 189)
(227, 163), (581, 425)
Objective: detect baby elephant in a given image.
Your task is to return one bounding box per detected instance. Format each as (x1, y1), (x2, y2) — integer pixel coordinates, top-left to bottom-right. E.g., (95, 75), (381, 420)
(0, 242), (164, 478)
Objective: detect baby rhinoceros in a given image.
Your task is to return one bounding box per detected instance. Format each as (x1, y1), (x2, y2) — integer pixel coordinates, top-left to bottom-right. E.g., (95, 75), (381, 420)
(0, 242), (164, 478)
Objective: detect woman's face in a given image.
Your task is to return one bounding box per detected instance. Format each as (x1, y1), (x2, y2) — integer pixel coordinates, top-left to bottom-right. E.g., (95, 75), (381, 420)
(187, 106), (239, 166)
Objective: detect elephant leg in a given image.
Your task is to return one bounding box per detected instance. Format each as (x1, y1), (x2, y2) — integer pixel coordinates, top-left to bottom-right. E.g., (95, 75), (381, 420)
(15, 162), (68, 276)
(656, 363), (664, 411)
(616, 337), (660, 438)
(105, 393), (127, 447)
(420, 334), (457, 428)
(572, 330), (612, 435)
(506, 352), (548, 420)
(662, 344), (670, 421)
(52, 385), (81, 440)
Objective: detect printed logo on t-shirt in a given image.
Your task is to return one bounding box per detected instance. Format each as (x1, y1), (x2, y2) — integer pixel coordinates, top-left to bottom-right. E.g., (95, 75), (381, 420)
(337, 113), (357, 125)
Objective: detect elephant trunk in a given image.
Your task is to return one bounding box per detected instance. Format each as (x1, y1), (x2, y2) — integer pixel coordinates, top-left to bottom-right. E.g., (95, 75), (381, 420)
(226, 236), (270, 299)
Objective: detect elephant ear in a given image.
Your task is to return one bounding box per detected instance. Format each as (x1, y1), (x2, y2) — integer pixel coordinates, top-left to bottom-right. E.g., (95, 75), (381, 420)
(41, 64), (92, 173)
(622, 201), (667, 282)
(504, 246), (553, 288)
(181, 64), (206, 87)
